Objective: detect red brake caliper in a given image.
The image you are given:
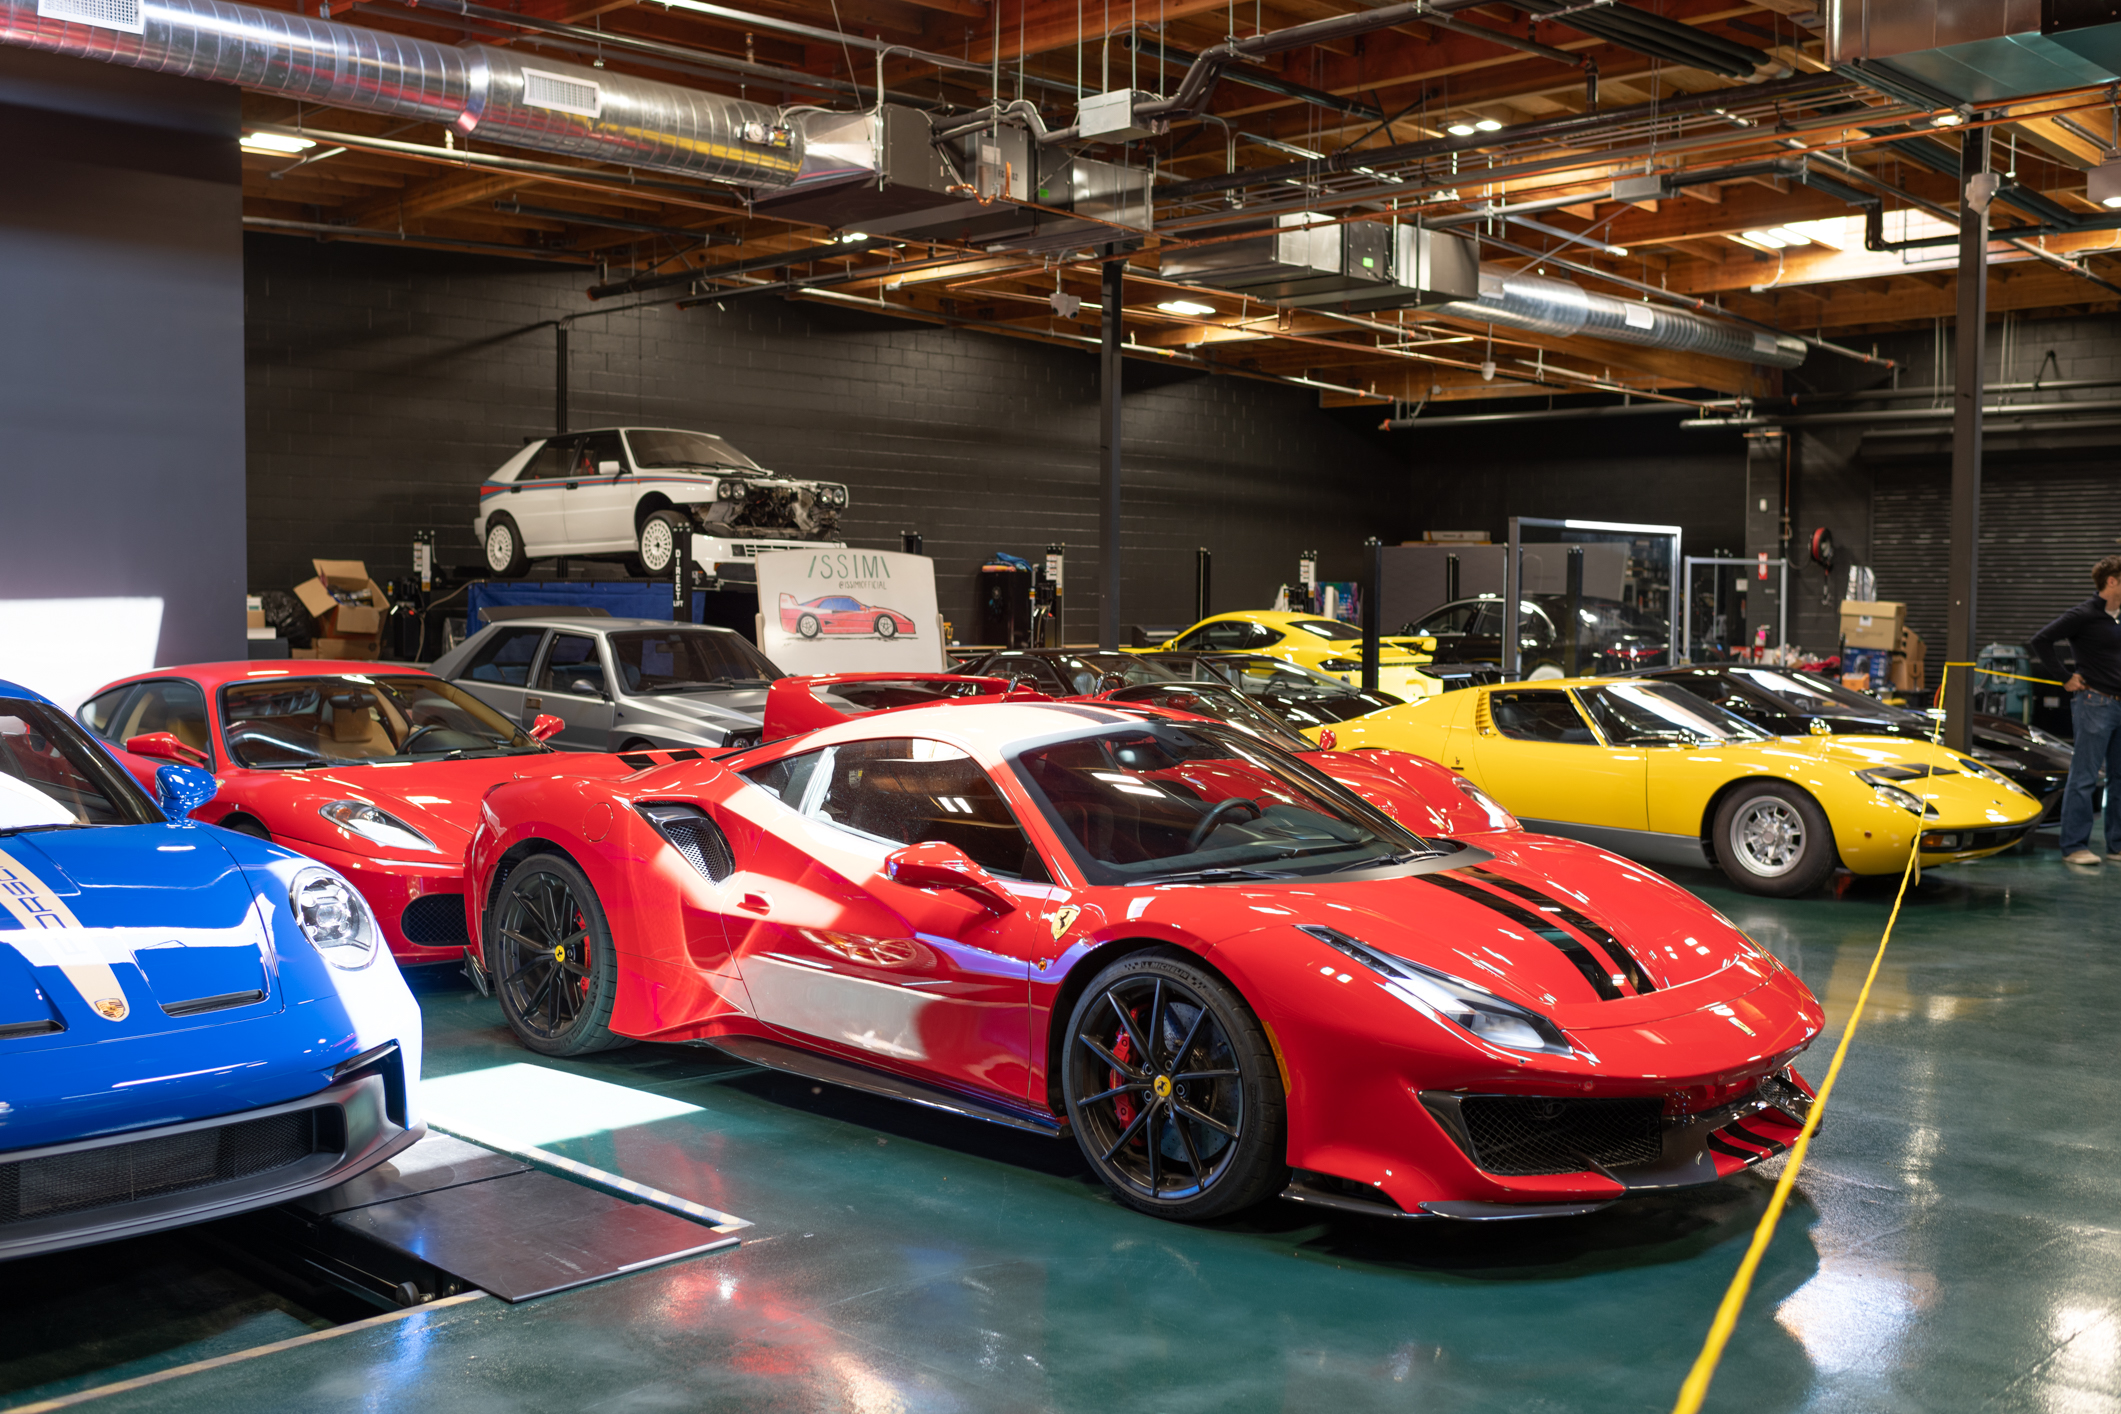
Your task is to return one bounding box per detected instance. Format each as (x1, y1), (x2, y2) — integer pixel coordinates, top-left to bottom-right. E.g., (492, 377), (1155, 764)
(1110, 1027), (1136, 1128)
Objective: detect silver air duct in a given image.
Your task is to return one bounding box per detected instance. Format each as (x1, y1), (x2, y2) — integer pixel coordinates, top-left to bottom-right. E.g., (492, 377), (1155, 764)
(0, 0), (803, 186)
(1439, 269), (1807, 369)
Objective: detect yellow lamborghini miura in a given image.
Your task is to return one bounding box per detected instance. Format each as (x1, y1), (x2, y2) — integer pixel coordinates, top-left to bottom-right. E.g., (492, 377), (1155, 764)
(1319, 676), (2044, 895)
(1143, 611), (1442, 697)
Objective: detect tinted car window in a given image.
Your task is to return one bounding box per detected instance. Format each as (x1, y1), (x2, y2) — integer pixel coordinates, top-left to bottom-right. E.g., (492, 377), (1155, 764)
(1174, 621), (1256, 651)
(98, 680), (212, 764)
(978, 655), (1066, 692)
(746, 739), (1046, 880)
(518, 438), (579, 481)
(221, 676), (532, 768)
(1290, 618), (1362, 642)
(463, 627), (546, 686)
(577, 430), (625, 474)
(1578, 683), (1771, 746)
(611, 630), (781, 693)
(537, 634), (606, 695)
(1, 698), (160, 828)
(1102, 683), (1314, 751)
(1489, 690), (1596, 744)
(79, 685), (139, 742)
(1411, 604), (1478, 635)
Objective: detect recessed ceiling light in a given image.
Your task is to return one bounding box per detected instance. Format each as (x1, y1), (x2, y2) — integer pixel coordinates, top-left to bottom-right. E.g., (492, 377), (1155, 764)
(840, 231), (868, 242)
(1156, 299), (1217, 316)
(1474, 118), (1503, 132)
(1932, 111), (1966, 126)
(1446, 122), (1478, 137)
(240, 132), (315, 154)
(2104, 195), (2121, 209)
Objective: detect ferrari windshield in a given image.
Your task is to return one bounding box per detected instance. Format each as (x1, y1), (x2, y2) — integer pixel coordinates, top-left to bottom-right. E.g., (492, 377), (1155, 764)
(1100, 682), (1315, 751)
(1578, 683), (1773, 746)
(611, 630), (783, 693)
(1013, 722), (1430, 884)
(1178, 655), (1398, 727)
(222, 675), (538, 768)
(0, 698), (160, 830)
(624, 429), (761, 471)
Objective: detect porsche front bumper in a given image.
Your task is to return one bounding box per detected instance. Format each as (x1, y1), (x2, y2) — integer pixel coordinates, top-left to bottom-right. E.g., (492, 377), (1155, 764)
(0, 1063), (420, 1261)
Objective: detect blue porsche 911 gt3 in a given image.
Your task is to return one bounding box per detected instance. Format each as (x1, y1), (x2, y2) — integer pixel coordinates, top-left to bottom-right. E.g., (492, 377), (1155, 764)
(0, 677), (423, 1260)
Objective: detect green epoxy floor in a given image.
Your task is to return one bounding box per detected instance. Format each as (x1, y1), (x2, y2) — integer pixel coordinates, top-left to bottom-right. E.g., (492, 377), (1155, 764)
(6, 844), (2121, 1413)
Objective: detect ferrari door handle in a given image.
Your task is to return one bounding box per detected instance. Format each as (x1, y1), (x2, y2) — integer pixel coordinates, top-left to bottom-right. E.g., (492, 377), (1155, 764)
(738, 892), (772, 914)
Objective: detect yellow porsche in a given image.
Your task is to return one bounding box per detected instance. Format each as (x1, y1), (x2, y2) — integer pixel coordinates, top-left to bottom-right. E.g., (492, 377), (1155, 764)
(1144, 611), (1443, 698)
(1318, 676), (2044, 896)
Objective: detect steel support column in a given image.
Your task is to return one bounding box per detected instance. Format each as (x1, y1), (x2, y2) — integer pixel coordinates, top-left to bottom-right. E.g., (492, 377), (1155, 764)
(1098, 251), (1123, 650)
(1945, 127), (1990, 753)
(555, 320), (570, 436)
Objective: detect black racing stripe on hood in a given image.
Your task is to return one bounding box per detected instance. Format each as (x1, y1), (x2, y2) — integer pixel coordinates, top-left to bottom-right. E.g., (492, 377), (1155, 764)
(1463, 867), (1657, 995)
(1419, 874), (1625, 1001)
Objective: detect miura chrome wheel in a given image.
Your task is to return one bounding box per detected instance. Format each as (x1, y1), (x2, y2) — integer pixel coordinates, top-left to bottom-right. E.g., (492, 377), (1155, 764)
(1733, 798), (1805, 876)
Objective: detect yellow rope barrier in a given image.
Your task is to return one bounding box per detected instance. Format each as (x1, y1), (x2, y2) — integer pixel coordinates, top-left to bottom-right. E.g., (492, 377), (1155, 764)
(1671, 661), (1991, 1413)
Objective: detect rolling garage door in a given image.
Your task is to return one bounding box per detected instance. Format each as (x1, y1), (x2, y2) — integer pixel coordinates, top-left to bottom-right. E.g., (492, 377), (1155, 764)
(1870, 460), (2121, 651)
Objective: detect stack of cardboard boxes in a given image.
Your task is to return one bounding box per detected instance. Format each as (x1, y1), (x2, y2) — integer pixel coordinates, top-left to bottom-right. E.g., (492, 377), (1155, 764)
(292, 560), (390, 660)
(1838, 599), (1926, 692)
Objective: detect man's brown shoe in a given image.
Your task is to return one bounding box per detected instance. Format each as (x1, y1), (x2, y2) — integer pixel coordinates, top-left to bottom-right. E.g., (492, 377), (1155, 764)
(2065, 849), (2102, 865)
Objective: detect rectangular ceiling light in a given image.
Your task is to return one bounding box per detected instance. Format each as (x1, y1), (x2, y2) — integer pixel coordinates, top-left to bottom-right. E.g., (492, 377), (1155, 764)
(522, 69), (603, 120)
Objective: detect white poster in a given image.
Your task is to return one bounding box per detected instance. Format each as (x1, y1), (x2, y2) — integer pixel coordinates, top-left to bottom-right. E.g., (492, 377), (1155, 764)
(0, 597), (165, 712)
(755, 549), (942, 674)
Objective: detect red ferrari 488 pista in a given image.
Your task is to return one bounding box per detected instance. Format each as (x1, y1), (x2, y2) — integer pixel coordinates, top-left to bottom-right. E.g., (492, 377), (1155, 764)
(467, 701), (1823, 1223)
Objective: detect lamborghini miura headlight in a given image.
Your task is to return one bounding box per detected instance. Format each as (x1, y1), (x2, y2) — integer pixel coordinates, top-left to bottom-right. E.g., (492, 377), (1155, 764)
(1956, 755), (2020, 790)
(1855, 769), (1941, 817)
(289, 866), (378, 969)
(321, 800), (439, 853)
(1300, 925), (1570, 1055)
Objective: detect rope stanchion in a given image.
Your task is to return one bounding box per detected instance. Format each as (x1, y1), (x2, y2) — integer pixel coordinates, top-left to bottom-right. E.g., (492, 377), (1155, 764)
(1671, 665), (1969, 1413)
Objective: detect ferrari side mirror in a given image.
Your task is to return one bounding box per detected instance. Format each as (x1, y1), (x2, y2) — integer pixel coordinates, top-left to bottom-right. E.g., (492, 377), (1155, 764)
(154, 763), (218, 821)
(125, 731), (209, 768)
(530, 714), (564, 742)
(885, 840), (1016, 914)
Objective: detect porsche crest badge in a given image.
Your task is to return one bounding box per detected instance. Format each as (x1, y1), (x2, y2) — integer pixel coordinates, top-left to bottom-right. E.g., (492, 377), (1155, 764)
(91, 997), (129, 1021)
(1048, 905), (1080, 941)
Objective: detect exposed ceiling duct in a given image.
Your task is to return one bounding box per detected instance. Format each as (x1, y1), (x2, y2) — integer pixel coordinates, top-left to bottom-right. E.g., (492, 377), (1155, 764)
(1827, 0), (2121, 104)
(1436, 269), (1808, 369)
(0, 0), (804, 186)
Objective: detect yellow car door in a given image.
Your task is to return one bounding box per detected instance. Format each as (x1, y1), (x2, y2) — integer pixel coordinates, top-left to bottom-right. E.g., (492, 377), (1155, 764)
(1574, 680), (1763, 839)
(1469, 687), (1648, 831)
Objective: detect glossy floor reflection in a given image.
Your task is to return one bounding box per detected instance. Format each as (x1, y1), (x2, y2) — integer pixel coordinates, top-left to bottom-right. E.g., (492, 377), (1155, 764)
(8, 841), (2120, 1413)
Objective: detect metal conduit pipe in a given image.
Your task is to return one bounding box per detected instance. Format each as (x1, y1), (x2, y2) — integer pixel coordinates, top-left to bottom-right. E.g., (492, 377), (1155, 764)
(0, 0), (804, 186)
(1437, 268), (1808, 369)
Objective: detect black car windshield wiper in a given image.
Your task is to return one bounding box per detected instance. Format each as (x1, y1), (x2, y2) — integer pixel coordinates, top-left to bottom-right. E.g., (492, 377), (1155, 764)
(250, 755), (332, 769)
(0, 823), (95, 837)
(641, 679), (772, 694)
(1140, 865), (1301, 884)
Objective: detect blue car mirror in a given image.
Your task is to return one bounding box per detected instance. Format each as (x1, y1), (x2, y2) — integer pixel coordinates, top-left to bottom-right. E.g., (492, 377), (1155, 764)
(154, 763), (219, 821)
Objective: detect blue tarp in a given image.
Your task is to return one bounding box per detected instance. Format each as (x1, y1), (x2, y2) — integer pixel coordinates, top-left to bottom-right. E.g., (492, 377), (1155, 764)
(466, 580), (674, 634)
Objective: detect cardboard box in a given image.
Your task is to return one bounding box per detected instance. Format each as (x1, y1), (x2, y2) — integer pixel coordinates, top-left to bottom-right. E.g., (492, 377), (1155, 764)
(1840, 600), (1905, 650)
(293, 559), (389, 650)
(1891, 626), (1928, 690)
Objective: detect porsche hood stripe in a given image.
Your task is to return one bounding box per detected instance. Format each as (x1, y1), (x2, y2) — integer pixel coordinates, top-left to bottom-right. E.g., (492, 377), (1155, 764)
(1419, 872), (1627, 1001)
(0, 848), (129, 1022)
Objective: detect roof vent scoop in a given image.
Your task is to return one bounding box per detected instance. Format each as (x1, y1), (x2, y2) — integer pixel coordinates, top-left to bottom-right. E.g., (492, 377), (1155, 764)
(2, 0), (804, 187)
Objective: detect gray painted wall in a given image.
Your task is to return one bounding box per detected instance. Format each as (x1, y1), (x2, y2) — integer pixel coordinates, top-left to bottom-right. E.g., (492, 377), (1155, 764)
(0, 51), (246, 677)
(244, 236), (1413, 639)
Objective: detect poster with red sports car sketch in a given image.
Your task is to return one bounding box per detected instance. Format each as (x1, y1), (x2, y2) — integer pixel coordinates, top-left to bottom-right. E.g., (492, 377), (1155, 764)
(754, 548), (942, 673)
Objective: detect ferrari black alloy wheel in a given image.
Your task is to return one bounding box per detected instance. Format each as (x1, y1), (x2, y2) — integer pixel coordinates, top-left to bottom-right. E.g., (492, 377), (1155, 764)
(1062, 952), (1287, 1221)
(489, 853), (631, 1056)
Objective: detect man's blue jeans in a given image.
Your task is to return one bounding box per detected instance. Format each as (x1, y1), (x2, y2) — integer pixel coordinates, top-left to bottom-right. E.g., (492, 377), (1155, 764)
(2061, 688), (2121, 854)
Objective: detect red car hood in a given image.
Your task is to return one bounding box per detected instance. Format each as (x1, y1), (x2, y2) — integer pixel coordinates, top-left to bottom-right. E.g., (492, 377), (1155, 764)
(215, 751), (644, 854)
(1178, 835), (1800, 1027)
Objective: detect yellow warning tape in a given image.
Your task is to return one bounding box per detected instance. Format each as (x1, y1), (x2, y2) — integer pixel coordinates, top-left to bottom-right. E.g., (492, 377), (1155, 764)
(1672, 661), (1988, 1413)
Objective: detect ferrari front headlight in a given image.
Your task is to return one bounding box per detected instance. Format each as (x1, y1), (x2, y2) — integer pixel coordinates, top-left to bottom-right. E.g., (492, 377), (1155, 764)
(321, 800), (439, 853)
(1300, 924), (1571, 1055)
(289, 866), (379, 969)
(1455, 778), (1519, 831)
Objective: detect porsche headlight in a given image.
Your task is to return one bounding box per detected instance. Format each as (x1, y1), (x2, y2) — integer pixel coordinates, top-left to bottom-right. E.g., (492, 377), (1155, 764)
(1455, 778), (1519, 831)
(1300, 925), (1570, 1055)
(321, 800), (439, 853)
(289, 866), (378, 969)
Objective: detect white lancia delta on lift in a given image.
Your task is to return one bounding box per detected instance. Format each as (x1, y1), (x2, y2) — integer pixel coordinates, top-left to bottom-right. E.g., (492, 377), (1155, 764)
(474, 427), (851, 577)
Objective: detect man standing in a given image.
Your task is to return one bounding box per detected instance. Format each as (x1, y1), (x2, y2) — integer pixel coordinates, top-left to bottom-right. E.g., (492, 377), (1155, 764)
(2030, 555), (2121, 865)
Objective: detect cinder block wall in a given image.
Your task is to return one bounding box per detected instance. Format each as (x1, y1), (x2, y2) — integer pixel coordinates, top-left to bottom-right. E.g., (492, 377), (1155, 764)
(245, 235), (1412, 639)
